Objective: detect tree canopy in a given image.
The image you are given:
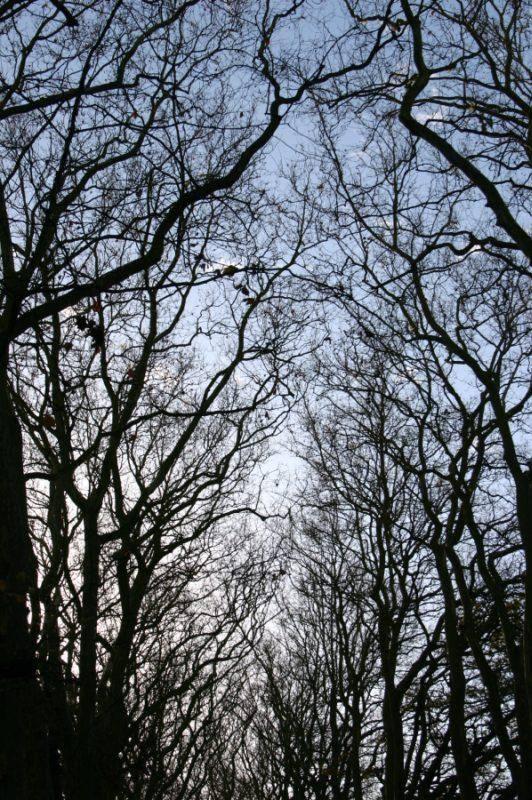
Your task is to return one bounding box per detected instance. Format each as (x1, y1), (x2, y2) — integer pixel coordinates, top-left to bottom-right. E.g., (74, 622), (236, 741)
(0, 1), (530, 798)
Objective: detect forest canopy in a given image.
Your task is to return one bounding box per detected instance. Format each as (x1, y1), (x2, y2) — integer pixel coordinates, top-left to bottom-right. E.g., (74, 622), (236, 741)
(0, 1), (530, 799)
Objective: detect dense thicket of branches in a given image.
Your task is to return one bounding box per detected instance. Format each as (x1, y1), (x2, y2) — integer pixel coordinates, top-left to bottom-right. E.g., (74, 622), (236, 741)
(0, 0), (530, 799)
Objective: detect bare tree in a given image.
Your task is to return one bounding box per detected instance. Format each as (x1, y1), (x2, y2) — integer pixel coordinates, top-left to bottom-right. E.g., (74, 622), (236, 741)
(3, 1), (528, 797)
(290, 1), (531, 794)
(0, 1), (391, 796)
(13, 191), (315, 799)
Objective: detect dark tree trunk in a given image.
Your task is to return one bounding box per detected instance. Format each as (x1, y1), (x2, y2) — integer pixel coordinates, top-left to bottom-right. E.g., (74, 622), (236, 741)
(0, 363), (52, 799)
(516, 474), (532, 798)
(382, 682), (405, 800)
(434, 546), (479, 800)
(76, 512), (101, 800)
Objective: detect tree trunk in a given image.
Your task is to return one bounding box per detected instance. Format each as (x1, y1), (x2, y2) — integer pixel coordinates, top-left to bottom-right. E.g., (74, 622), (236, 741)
(516, 473), (532, 800)
(0, 365), (52, 799)
(76, 512), (101, 800)
(434, 545), (479, 800)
